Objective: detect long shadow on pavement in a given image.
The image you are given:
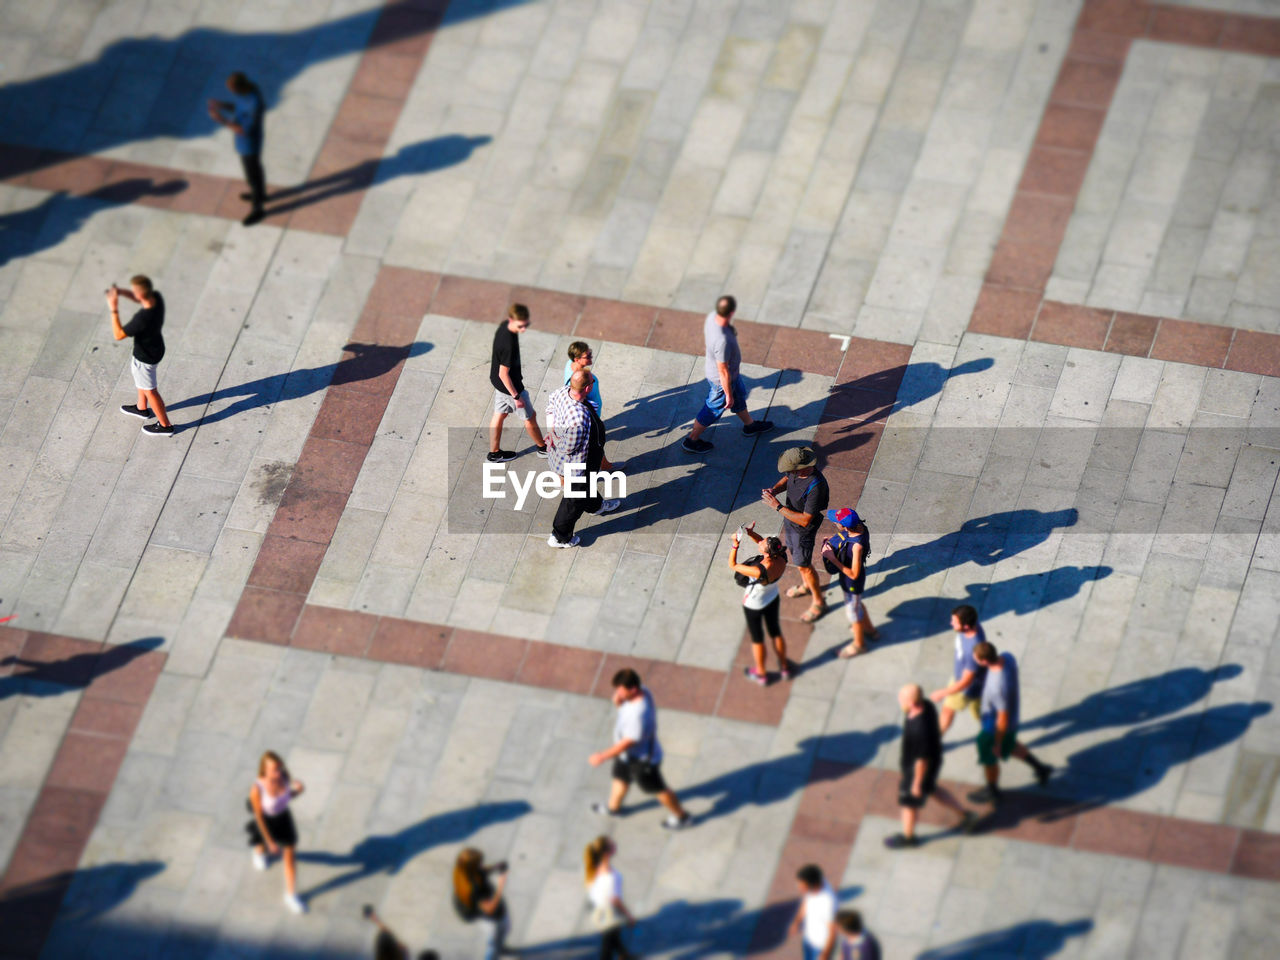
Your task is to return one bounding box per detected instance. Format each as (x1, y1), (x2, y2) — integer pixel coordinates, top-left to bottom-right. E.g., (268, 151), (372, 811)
(0, 636), (163, 700)
(916, 918), (1093, 960)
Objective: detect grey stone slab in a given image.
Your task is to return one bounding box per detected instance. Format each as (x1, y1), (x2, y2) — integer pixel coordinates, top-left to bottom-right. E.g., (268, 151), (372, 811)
(150, 473), (238, 555)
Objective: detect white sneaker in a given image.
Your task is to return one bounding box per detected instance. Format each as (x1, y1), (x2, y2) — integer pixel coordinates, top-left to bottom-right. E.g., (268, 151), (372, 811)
(595, 499), (621, 515)
(547, 534), (580, 548)
(252, 850), (268, 871)
(284, 893), (307, 914)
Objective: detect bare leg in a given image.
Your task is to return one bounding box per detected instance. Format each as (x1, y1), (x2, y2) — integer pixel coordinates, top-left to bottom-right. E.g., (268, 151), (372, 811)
(490, 410), (508, 452)
(283, 846), (297, 895)
(523, 414), (545, 447)
(734, 409), (755, 426)
(135, 389), (149, 412)
(799, 565), (824, 610)
(657, 789), (686, 819)
(771, 632), (788, 671)
(938, 706), (956, 734)
(606, 777), (629, 813)
(857, 605), (877, 639)
(900, 804), (918, 840)
(688, 420), (708, 441)
(984, 764), (999, 788)
(751, 642), (766, 675)
(144, 389), (171, 427)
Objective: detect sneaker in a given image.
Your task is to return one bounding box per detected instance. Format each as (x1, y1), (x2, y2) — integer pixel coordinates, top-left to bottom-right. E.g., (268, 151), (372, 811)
(742, 420), (774, 437)
(883, 833), (919, 850)
(681, 437), (713, 454)
(252, 849), (268, 871)
(967, 786), (1001, 805)
(487, 450), (516, 463)
(535, 445), (548, 459)
(141, 422), (175, 437)
(1034, 762), (1053, 787)
(242, 209), (265, 227)
(284, 893), (307, 914)
(779, 661), (794, 681)
(743, 666), (767, 686)
(594, 499), (621, 515)
(662, 813), (692, 830)
(590, 802), (620, 818)
(547, 534), (580, 549)
(120, 403), (153, 419)
(957, 811), (979, 835)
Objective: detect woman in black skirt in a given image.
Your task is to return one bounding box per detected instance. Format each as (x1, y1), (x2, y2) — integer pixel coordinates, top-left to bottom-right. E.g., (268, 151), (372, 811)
(246, 750), (306, 913)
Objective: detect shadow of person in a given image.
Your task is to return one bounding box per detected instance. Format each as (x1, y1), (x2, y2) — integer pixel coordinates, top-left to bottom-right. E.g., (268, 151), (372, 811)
(165, 341), (432, 427)
(297, 799), (531, 902)
(863, 508), (1081, 599)
(0, 178), (186, 266)
(916, 918), (1093, 960)
(256, 135), (493, 216)
(0, 637), (163, 699)
(876, 564), (1113, 645)
(0, 860), (165, 958)
(1020, 664), (1245, 749)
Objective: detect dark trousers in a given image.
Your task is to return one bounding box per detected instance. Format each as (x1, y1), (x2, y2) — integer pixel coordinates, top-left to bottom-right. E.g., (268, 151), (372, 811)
(552, 488), (602, 544)
(240, 153), (266, 209)
(600, 926), (629, 960)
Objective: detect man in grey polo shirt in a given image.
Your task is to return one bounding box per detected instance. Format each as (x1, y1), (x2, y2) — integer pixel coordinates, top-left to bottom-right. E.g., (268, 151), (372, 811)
(681, 295), (773, 453)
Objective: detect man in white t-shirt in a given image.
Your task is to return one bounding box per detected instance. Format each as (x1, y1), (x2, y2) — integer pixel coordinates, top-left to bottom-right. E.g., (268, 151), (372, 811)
(587, 668), (692, 829)
(790, 864), (837, 960)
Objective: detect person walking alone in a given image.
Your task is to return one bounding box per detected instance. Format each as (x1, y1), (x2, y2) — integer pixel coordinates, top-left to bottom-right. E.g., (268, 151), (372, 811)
(588, 668), (691, 829)
(729, 521), (791, 684)
(109, 275), (173, 436)
(208, 71), (267, 225)
(763, 447), (829, 623)
(968, 642), (1053, 805)
(488, 304), (547, 463)
(682, 295), (772, 453)
(584, 836), (636, 960)
(883, 684), (974, 849)
(245, 750), (306, 913)
(453, 849), (510, 960)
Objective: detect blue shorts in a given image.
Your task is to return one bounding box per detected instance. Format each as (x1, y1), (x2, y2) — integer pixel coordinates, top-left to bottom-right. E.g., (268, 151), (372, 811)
(694, 376), (747, 426)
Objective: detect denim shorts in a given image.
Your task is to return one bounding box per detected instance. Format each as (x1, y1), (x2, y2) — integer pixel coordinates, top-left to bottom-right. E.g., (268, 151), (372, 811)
(694, 375), (747, 426)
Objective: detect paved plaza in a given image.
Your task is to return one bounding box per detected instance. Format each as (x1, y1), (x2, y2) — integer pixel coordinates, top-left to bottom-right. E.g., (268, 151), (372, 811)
(2, 0), (1280, 958)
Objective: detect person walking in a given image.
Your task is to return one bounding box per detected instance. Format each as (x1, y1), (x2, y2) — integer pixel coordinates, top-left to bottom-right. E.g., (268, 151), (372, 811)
(245, 750), (306, 913)
(453, 849), (510, 960)
(488, 304), (547, 463)
(564, 341), (603, 414)
(363, 905), (440, 960)
(821, 508), (877, 657)
(584, 836), (636, 960)
(789, 864), (837, 960)
(207, 71), (267, 226)
(929, 605), (987, 734)
(547, 370), (620, 548)
(682, 295), (773, 453)
(969, 642), (1053, 805)
(883, 684), (975, 850)
(108, 276), (174, 436)
(588, 668), (692, 829)
(835, 911), (880, 960)
(729, 521), (791, 684)
(763, 447), (829, 623)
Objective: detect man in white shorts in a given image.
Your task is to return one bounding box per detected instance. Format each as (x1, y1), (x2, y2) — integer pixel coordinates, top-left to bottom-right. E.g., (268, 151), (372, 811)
(488, 303), (546, 463)
(108, 275), (174, 437)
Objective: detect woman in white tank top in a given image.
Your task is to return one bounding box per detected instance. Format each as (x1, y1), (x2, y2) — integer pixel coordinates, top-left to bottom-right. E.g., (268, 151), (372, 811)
(729, 522), (791, 685)
(246, 750), (306, 914)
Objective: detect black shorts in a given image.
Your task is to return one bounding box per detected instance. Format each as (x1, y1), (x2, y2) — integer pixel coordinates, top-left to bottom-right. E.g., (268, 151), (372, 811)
(245, 800), (298, 847)
(743, 597), (782, 644)
(898, 772), (938, 809)
(612, 757), (667, 794)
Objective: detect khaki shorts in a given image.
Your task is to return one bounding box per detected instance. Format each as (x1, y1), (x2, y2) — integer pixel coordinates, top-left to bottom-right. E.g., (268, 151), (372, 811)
(942, 692), (980, 720)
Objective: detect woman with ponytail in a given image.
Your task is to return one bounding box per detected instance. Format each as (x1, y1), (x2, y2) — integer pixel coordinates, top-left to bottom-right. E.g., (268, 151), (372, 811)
(584, 836), (636, 960)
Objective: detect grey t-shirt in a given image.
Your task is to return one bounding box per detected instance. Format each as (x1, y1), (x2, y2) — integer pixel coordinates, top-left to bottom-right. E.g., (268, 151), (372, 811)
(980, 653), (1020, 731)
(704, 312), (741, 382)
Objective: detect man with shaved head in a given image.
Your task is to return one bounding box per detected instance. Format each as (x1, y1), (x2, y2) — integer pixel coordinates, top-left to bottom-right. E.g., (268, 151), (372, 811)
(884, 684), (974, 849)
(545, 367), (621, 548)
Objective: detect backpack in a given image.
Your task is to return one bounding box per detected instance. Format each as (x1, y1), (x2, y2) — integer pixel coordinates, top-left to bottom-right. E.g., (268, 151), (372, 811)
(733, 555), (763, 587)
(821, 524), (870, 577)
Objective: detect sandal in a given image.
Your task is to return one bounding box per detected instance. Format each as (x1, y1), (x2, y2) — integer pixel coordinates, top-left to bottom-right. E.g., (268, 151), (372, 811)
(785, 584), (810, 599)
(838, 643), (866, 659)
(800, 603), (825, 623)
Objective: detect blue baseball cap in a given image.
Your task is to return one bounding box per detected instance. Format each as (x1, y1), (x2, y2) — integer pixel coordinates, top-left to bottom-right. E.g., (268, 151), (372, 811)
(825, 508), (860, 527)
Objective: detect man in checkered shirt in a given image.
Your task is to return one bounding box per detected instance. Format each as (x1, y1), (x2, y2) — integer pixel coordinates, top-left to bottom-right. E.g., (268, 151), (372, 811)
(546, 369), (621, 548)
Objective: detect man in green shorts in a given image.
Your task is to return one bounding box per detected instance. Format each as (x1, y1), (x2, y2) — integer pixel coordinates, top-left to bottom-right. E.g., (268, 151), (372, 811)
(968, 641), (1053, 805)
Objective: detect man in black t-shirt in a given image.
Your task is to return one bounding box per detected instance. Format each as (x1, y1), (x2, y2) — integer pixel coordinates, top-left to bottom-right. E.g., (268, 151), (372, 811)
(884, 684), (974, 849)
(108, 275), (174, 436)
(488, 303), (546, 463)
(762, 447), (829, 623)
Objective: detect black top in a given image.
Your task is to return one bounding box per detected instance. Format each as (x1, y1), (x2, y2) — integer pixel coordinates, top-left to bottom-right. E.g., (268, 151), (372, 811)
(474, 875), (507, 921)
(585, 405), (606, 473)
(123, 292), (165, 365)
(900, 700), (942, 776)
(490, 323), (523, 395)
(834, 525), (870, 594)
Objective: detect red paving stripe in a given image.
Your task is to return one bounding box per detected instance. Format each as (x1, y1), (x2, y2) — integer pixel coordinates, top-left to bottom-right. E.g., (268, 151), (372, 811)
(0, 627), (164, 960)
